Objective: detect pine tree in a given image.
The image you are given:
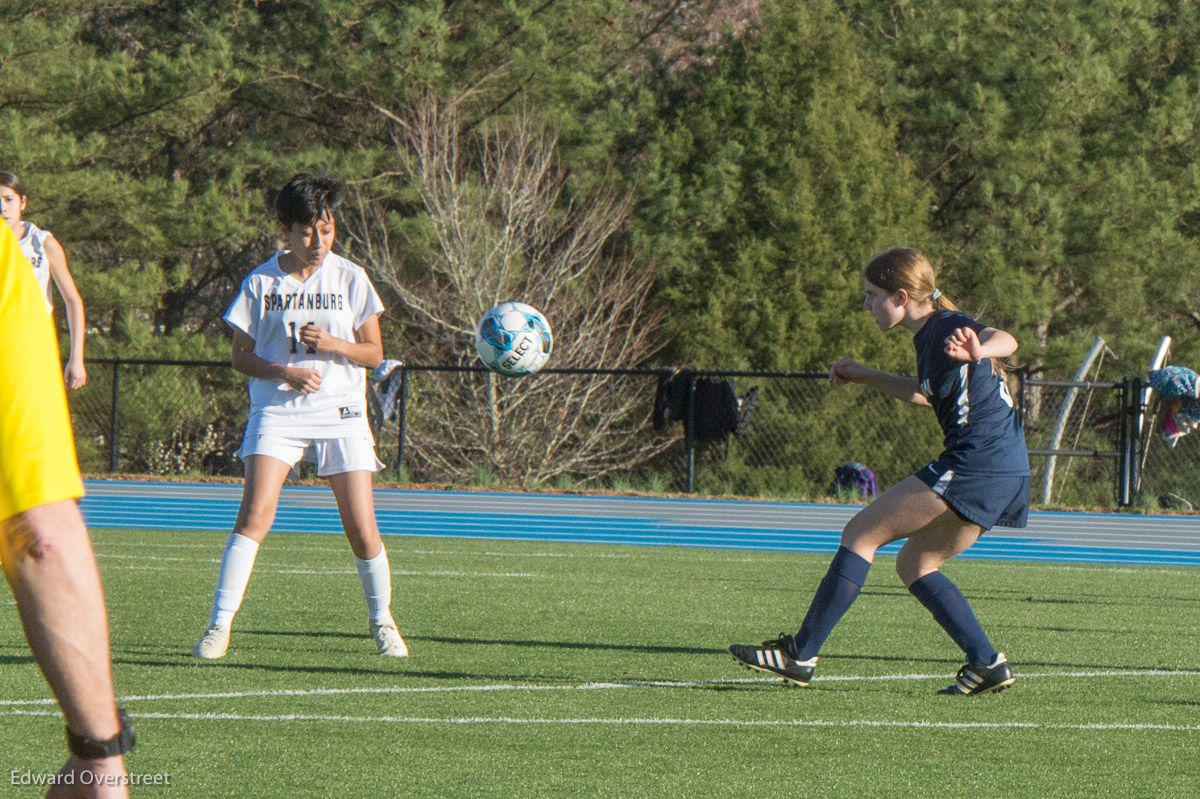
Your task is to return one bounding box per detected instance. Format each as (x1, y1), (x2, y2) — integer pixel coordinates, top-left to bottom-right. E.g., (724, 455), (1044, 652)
(633, 0), (930, 371)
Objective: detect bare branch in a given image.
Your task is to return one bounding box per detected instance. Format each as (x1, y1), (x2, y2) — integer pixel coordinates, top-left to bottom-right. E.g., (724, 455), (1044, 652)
(343, 94), (669, 485)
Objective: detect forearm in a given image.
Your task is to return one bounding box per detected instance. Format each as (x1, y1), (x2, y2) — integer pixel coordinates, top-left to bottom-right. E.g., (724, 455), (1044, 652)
(64, 302), (86, 361)
(326, 337), (383, 369)
(974, 329), (1019, 360)
(231, 349), (291, 381)
(858, 369), (929, 406)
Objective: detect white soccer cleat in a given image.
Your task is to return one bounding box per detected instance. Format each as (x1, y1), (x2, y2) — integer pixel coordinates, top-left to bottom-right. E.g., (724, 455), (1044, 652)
(370, 621), (409, 657)
(191, 624), (231, 659)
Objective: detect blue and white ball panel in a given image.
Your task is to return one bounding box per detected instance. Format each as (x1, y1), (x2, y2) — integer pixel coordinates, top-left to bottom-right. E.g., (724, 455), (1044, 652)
(474, 301), (553, 377)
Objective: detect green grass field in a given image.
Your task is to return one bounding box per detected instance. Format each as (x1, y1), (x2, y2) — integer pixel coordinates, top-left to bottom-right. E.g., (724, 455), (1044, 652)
(3, 528), (1199, 797)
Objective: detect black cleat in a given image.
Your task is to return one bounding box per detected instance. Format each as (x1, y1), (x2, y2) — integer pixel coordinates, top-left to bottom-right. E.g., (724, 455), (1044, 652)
(938, 653), (1015, 696)
(729, 633), (817, 687)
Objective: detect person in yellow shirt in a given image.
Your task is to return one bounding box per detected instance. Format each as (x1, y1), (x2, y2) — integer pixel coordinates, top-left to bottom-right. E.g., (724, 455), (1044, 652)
(0, 221), (132, 797)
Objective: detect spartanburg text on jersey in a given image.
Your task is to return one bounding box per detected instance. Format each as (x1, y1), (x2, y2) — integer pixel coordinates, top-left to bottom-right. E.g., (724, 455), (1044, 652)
(913, 310), (1030, 476)
(223, 252), (384, 438)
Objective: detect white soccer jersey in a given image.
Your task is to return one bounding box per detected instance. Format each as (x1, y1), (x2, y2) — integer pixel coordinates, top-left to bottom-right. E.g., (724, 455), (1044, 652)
(18, 222), (54, 312)
(223, 251), (385, 438)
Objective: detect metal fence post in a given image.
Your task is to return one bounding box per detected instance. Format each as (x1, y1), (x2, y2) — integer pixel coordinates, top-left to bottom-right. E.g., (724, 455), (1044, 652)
(1117, 378), (1131, 507)
(1017, 367), (1027, 428)
(684, 370), (696, 493)
(1129, 377), (1142, 504)
(396, 367), (410, 477)
(109, 360), (121, 473)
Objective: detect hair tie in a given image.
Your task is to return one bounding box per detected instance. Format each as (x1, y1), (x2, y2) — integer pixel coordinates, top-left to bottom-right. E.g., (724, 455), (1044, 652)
(930, 288), (942, 301)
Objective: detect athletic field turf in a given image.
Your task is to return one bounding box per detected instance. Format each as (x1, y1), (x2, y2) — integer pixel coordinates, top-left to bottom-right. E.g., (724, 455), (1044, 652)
(2, 527), (1198, 797)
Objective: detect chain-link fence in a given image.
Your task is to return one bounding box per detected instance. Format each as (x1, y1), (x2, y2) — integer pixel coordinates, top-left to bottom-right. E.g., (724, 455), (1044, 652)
(1018, 376), (1127, 509)
(65, 359), (1200, 510)
(1137, 392), (1200, 511)
(69, 359), (246, 477)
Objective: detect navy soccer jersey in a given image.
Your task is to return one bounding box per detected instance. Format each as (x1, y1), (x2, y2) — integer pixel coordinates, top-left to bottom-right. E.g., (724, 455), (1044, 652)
(912, 310), (1029, 476)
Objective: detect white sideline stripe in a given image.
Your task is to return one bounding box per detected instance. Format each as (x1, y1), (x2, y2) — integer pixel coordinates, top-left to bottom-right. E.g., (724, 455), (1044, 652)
(275, 569), (538, 578)
(94, 543), (773, 563)
(4, 708), (1198, 732)
(2, 670), (1198, 708)
(93, 554), (535, 578)
(97, 553), (203, 562)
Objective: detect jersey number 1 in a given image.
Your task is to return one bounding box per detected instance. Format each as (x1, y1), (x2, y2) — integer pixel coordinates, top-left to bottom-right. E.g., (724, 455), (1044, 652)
(290, 322), (317, 354)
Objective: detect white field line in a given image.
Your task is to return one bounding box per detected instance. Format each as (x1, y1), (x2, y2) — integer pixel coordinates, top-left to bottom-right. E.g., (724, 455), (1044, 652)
(96, 553), (208, 563)
(274, 569), (537, 577)
(92, 542), (774, 563)
(981, 562), (1198, 577)
(92, 553), (535, 578)
(3, 707), (1198, 732)
(2, 670), (1199, 708)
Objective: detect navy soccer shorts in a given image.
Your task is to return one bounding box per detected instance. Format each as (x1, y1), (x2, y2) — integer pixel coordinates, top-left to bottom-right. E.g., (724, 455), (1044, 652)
(915, 462), (1030, 530)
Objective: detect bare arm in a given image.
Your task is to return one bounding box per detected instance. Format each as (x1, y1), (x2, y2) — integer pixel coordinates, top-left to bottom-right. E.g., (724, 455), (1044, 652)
(44, 236), (87, 389)
(829, 356), (931, 406)
(297, 313), (384, 369)
(230, 329), (323, 394)
(944, 326), (1018, 362)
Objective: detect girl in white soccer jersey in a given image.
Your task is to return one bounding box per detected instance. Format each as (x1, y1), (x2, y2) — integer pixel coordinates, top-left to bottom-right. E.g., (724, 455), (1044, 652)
(730, 247), (1029, 696)
(191, 173), (407, 659)
(0, 171), (87, 388)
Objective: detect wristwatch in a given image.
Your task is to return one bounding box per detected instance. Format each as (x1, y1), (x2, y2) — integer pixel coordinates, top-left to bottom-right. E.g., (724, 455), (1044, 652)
(66, 708), (136, 759)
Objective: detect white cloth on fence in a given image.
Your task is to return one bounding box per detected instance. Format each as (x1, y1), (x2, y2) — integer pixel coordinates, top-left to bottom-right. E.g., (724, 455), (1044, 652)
(372, 359), (405, 422)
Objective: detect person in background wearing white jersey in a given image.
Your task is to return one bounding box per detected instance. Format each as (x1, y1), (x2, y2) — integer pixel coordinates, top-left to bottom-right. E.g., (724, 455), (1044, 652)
(191, 173), (408, 659)
(0, 171), (87, 389)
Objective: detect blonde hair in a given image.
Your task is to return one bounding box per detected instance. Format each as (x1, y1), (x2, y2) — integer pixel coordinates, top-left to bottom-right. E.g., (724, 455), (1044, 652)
(867, 247), (1012, 376)
(863, 247), (956, 312)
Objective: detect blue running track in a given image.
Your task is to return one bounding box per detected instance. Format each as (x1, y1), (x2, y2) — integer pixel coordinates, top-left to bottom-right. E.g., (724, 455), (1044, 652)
(77, 480), (1200, 568)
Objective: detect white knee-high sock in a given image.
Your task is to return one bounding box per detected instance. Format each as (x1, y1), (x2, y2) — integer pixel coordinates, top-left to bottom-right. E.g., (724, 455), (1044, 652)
(355, 547), (393, 626)
(208, 533), (260, 628)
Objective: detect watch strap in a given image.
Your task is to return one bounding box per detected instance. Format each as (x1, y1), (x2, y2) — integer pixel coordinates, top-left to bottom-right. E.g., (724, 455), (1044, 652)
(66, 708), (136, 759)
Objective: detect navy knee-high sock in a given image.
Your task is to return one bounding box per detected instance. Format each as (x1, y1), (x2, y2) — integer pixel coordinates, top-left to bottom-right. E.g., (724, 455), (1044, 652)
(792, 546), (871, 660)
(908, 571), (996, 665)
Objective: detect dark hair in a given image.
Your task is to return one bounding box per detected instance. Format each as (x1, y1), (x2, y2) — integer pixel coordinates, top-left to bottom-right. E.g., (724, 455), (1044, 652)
(276, 173), (342, 228)
(863, 246), (957, 312)
(0, 171), (26, 198)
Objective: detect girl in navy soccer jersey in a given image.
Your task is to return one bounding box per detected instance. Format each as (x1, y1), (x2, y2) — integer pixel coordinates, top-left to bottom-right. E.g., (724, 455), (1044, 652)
(190, 174), (408, 660)
(730, 247), (1029, 695)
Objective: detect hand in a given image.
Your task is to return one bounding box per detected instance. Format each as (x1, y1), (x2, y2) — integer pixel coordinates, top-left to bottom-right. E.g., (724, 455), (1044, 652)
(944, 327), (983, 362)
(829, 356), (868, 385)
(64, 358), (87, 390)
(45, 754), (129, 798)
(298, 323), (335, 355)
(283, 367), (322, 395)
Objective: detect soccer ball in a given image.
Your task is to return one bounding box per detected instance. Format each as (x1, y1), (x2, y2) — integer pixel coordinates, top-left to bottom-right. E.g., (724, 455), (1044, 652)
(474, 301), (553, 377)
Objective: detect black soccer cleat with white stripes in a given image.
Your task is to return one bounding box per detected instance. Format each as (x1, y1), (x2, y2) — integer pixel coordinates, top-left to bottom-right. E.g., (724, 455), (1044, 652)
(938, 652), (1015, 696)
(729, 633), (817, 687)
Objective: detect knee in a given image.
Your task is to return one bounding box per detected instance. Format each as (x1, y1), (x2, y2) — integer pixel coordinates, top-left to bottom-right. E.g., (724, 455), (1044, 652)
(234, 506), (276, 538)
(18, 534), (60, 564)
(1, 514), (63, 564)
(350, 526), (381, 551)
(894, 554), (920, 587)
(895, 550), (941, 588)
(840, 522), (881, 561)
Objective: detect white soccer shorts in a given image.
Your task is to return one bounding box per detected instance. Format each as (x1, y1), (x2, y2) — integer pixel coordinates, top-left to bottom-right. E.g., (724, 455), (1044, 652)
(236, 434), (384, 476)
